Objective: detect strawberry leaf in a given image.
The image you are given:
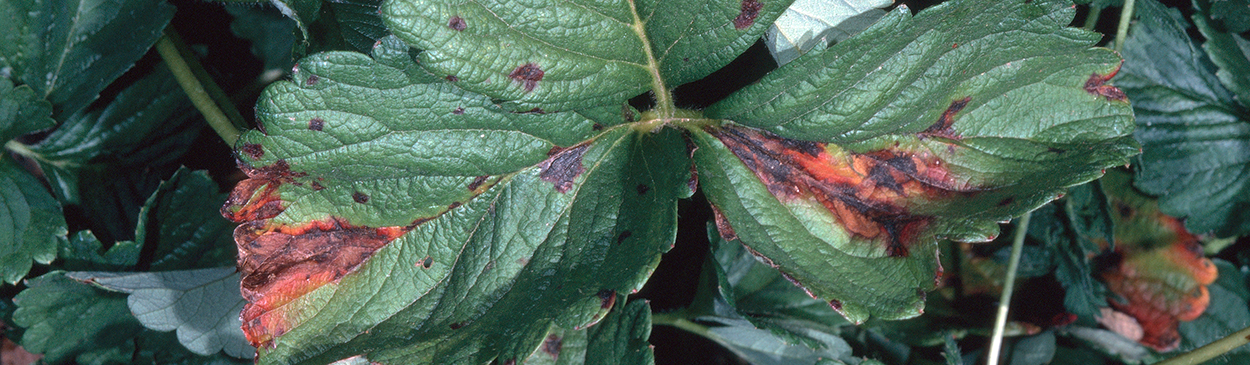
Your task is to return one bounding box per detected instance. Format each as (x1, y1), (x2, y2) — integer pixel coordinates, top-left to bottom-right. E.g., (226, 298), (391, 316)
(0, 158), (65, 284)
(693, 0), (1136, 322)
(225, 37), (690, 363)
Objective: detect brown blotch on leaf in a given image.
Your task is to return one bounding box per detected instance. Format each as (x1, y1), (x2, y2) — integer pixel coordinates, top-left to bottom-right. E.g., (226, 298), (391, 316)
(540, 144), (589, 193)
(830, 299), (843, 311)
(453, 107), (465, 115)
(468, 175), (489, 191)
(592, 123), (604, 131)
(445, 75), (459, 82)
(448, 16), (467, 31)
(518, 107), (545, 114)
(419, 256), (433, 269)
(448, 201), (462, 210)
(711, 204), (738, 241)
(222, 160), (307, 222)
(921, 96), (971, 139)
(310, 181), (325, 191)
(352, 192), (369, 204)
(1085, 71), (1128, 102)
(509, 63), (544, 92)
(308, 118), (325, 131)
(305, 75), (319, 86)
(241, 143), (265, 160)
(542, 334), (562, 359)
(636, 184), (650, 195)
(597, 289), (617, 309)
(616, 230), (632, 244)
(733, 0), (763, 29)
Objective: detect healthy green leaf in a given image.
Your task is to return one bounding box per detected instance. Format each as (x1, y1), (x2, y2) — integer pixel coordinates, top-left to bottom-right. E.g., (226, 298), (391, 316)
(12, 272), (144, 364)
(0, 78), (54, 142)
(764, 0), (889, 66)
(0, 0), (174, 119)
(1194, 2), (1250, 104)
(292, 0), (389, 59)
(226, 5), (298, 72)
(56, 230), (139, 271)
(520, 300), (654, 365)
(140, 168), (237, 270)
(692, 0), (1135, 323)
(695, 315), (853, 365)
(223, 37), (690, 364)
(1210, 0), (1250, 33)
(1004, 331), (1056, 365)
(0, 158), (65, 284)
(1118, 0), (1250, 238)
(1024, 188), (1110, 321)
(380, 0), (794, 110)
(67, 268), (254, 359)
(272, 0), (322, 40)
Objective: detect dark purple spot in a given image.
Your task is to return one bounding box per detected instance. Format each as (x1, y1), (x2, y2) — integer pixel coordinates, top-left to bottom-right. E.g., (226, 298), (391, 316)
(733, 0), (763, 29)
(448, 201), (461, 210)
(352, 192), (369, 203)
(448, 16), (467, 31)
(682, 57), (690, 62)
(997, 197), (1014, 207)
(597, 289), (616, 309)
(445, 75), (459, 82)
(241, 143), (264, 159)
(310, 181), (325, 191)
(509, 63), (544, 92)
(453, 107), (465, 115)
(616, 230), (632, 244)
(636, 184), (650, 195)
(305, 75), (319, 86)
(540, 144), (589, 193)
(542, 334), (562, 359)
(830, 299), (843, 311)
(592, 123), (604, 131)
(419, 256), (433, 269)
(468, 175), (489, 190)
(449, 321), (468, 330)
(308, 117), (325, 131)
(503, 359), (516, 365)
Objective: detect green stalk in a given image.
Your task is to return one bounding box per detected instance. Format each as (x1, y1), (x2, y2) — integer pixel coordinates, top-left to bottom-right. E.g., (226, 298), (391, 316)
(986, 212), (1032, 365)
(155, 28), (244, 146)
(1156, 325), (1250, 365)
(1084, 6), (1103, 31)
(651, 310), (712, 339)
(1114, 0), (1136, 52)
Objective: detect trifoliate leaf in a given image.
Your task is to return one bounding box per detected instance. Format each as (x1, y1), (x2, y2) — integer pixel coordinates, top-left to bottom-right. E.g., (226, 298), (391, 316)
(140, 168), (236, 270)
(693, 0), (1135, 323)
(12, 272), (144, 364)
(56, 230), (139, 271)
(0, 78), (54, 142)
(1118, 0), (1250, 238)
(223, 38), (690, 364)
(764, 0), (890, 66)
(0, 158), (65, 284)
(0, 0), (174, 119)
(67, 268), (254, 359)
(381, 0), (794, 110)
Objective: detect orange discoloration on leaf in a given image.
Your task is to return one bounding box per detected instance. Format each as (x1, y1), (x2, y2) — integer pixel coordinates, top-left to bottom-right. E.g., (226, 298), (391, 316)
(221, 160), (305, 222)
(233, 218), (410, 348)
(713, 125), (968, 257)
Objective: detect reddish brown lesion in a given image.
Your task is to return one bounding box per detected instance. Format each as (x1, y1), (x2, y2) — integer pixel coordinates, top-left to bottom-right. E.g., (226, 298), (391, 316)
(712, 125), (969, 257)
(1084, 65), (1128, 102)
(920, 96), (971, 140)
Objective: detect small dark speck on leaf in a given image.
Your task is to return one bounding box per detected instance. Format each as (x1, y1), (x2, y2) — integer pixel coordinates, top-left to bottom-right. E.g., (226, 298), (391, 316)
(419, 256), (433, 269)
(445, 75), (459, 82)
(453, 107), (465, 115)
(308, 117), (324, 131)
(305, 74), (319, 86)
(636, 184), (650, 195)
(310, 181), (325, 191)
(448, 16), (467, 31)
(448, 201), (462, 210)
(467, 175), (489, 190)
(352, 192), (369, 203)
(733, 0), (763, 29)
(830, 299), (842, 311)
(616, 230), (632, 244)
(241, 143), (264, 159)
(592, 123), (604, 131)
(509, 63), (544, 92)
(1084, 72), (1127, 101)
(597, 289), (616, 309)
(449, 321), (468, 330)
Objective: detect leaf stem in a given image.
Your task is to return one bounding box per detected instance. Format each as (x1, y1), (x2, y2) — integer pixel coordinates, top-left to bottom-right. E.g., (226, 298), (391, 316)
(155, 27), (244, 146)
(651, 310), (712, 339)
(1083, 6), (1103, 31)
(986, 211), (1032, 365)
(1114, 0), (1136, 52)
(1155, 325), (1250, 365)
(626, 0), (674, 118)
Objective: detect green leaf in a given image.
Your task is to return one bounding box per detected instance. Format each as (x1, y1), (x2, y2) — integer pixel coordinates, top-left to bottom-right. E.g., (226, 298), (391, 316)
(693, 0), (1134, 323)
(1118, 0), (1250, 238)
(223, 38), (690, 364)
(1004, 331), (1056, 365)
(293, 0), (389, 59)
(1194, 2), (1250, 103)
(12, 272), (144, 364)
(0, 0), (174, 119)
(943, 334), (962, 365)
(764, 0), (889, 66)
(1174, 259), (1250, 364)
(56, 230), (139, 271)
(520, 300), (654, 365)
(0, 78), (54, 142)
(695, 315), (853, 365)
(272, 0), (322, 40)
(1022, 183), (1112, 321)
(1210, 0), (1250, 33)
(380, 0), (794, 110)
(0, 158), (65, 284)
(140, 168), (236, 270)
(26, 67), (199, 205)
(67, 268), (254, 359)
(226, 5), (297, 72)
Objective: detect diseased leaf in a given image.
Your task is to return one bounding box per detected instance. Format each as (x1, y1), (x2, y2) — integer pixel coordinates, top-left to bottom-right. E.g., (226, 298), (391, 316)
(0, 0), (174, 119)
(1097, 170), (1218, 352)
(223, 37), (690, 364)
(12, 272), (144, 364)
(67, 268), (254, 359)
(0, 78), (54, 142)
(693, 0), (1135, 323)
(1118, 0), (1250, 238)
(0, 158), (65, 284)
(1174, 259), (1250, 364)
(381, 0), (794, 110)
(764, 0), (889, 66)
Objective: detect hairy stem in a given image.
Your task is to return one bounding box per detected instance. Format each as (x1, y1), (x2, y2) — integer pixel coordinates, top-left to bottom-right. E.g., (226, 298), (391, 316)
(627, 0), (674, 119)
(155, 28), (244, 146)
(1114, 0), (1136, 52)
(986, 211), (1032, 365)
(1156, 325), (1250, 365)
